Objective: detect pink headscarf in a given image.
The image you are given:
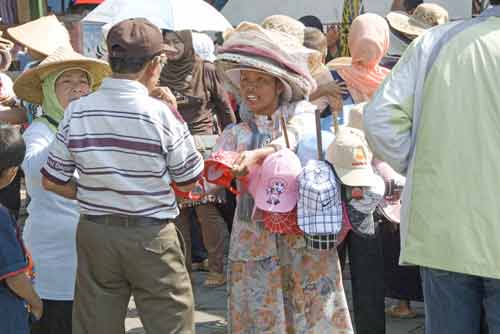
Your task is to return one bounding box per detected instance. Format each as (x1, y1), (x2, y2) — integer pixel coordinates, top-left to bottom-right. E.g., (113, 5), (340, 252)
(337, 13), (390, 103)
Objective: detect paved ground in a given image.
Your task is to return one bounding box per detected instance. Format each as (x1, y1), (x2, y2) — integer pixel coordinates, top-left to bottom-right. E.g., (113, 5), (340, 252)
(125, 271), (425, 334)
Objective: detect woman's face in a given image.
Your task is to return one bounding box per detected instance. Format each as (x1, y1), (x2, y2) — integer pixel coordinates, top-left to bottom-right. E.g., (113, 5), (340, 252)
(55, 70), (91, 109)
(164, 32), (185, 61)
(240, 70), (283, 116)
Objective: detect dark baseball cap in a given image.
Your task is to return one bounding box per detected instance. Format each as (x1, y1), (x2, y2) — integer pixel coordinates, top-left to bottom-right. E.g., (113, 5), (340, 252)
(107, 18), (174, 59)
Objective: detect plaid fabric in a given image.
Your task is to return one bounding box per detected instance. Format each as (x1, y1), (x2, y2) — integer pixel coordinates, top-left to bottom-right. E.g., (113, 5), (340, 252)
(297, 160), (342, 235)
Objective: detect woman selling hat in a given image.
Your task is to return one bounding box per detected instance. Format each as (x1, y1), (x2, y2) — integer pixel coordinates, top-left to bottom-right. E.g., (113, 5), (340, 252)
(160, 30), (236, 287)
(213, 22), (353, 333)
(13, 47), (109, 334)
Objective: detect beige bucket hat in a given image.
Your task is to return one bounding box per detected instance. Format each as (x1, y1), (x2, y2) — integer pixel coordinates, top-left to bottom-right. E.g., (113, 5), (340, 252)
(327, 126), (376, 187)
(7, 15), (72, 57)
(14, 47), (111, 105)
(386, 3), (449, 38)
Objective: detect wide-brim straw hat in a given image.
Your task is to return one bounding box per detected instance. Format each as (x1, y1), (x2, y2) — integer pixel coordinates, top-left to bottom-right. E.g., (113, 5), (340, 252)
(14, 47), (111, 105)
(7, 15), (72, 57)
(386, 3), (449, 38)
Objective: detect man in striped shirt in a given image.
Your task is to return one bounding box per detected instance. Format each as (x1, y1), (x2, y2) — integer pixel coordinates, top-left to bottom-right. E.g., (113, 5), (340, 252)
(41, 18), (203, 334)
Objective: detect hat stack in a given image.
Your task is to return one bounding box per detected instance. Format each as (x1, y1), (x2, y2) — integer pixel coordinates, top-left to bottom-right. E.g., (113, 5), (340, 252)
(215, 22), (317, 103)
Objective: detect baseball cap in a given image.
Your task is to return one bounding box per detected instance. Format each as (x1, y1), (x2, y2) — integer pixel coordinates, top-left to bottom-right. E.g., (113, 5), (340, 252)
(327, 127), (376, 187)
(250, 148), (302, 213)
(107, 18), (174, 59)
(297, 160), (343, 235)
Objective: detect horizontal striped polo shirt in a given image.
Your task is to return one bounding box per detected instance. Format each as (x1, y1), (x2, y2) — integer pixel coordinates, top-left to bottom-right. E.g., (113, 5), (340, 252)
(42, 78), (204, 219)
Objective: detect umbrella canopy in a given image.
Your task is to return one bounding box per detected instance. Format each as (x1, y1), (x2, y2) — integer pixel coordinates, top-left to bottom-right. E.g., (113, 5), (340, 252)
(82, 0), (232, 32)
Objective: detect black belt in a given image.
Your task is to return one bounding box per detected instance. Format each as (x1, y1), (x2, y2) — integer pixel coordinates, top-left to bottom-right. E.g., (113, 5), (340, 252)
(82, 214), (173, 227)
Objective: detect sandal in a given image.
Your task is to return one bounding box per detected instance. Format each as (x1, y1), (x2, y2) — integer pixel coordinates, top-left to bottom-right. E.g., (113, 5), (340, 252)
(386, 304), (417, 319)
(192, 259), (209, 272)
(203, 272), (226, 288)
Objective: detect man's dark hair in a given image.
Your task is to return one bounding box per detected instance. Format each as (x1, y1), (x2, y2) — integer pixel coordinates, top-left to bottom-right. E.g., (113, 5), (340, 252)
(404, 0), (423, 11)
(0, 126), (26, 175)
(108, 56), (152, 74)
(299, 15), (324, 33)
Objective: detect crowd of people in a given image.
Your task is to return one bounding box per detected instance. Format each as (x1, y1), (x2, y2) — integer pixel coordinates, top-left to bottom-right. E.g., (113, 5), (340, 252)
(0, 0), (499, 334)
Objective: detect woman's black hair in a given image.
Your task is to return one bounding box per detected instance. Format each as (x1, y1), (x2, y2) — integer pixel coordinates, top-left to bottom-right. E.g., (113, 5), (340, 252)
(299, 15), (324, 33)
(0, 126), (26, 175)
(404, 0), (423, 12)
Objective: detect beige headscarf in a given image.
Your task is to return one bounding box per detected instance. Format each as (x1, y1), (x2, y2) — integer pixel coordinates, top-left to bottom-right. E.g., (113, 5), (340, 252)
(337, 13), (390, 103)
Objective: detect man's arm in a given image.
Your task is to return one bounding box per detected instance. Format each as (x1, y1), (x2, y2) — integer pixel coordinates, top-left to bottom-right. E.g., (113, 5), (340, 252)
(41, 176), (77, 200)
(6, 273), (43, 319)
(363, 39), (423, 174)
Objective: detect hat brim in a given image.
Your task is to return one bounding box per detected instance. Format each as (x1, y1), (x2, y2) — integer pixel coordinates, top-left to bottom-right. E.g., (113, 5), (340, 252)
(225, 67), (293, 103)
(386, 11), (429, 37)
(215, 52), (312, 103)
(14, 59), (111, 105)
(335, 166), (377, 187)
(326, 57), (352, 70)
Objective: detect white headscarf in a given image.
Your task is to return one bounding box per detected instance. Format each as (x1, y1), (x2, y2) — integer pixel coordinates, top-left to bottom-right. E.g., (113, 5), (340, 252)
(192, 32), (216, 62)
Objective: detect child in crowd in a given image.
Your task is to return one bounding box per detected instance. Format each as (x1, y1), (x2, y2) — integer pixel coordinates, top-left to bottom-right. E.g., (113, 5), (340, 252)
(0, 125), (42, 334)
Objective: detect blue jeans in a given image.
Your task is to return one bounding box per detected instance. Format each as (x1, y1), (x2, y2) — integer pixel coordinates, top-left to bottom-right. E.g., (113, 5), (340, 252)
(422, 267), (500, 334)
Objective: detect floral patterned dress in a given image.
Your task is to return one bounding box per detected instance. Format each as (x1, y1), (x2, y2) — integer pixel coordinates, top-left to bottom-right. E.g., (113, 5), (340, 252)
(214, 107), (353, 334)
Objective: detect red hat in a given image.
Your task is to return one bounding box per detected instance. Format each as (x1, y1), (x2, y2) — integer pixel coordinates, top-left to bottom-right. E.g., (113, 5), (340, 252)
(204, 151), (240, 194)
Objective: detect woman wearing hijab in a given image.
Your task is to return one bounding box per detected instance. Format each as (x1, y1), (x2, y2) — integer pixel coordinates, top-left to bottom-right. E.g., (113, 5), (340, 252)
(330, 13), (391, 334)
(214, 22), (353, 334)
(13, 47), (109, 334)
(161, 30), (236, 287)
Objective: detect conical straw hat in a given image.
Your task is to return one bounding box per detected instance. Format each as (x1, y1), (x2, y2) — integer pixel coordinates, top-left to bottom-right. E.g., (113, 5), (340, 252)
(7, 15), (72, 57)
(14, 47), (111, 105)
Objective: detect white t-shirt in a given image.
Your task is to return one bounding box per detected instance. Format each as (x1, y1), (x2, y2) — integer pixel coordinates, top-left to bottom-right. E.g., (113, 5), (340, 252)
(22, 122), (79, 301)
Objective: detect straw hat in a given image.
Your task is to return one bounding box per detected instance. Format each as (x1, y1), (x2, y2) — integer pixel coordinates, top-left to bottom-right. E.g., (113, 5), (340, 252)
(0, 32), (13, 72)
(14, 47), (111, 105)
(326, 57), (352, 71)
(0, 32), (14, 50)
(261, 15), (306, 44)
(386, 3), (449, 38)
(7, 15), (72, 57)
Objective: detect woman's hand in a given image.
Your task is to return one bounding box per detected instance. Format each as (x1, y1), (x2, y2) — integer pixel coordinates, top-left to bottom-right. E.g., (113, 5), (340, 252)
(151, 86), (178, 111)
(231, 150), (261, 178)
(321, 80), (348, 98)
(231, 146), (276, 178)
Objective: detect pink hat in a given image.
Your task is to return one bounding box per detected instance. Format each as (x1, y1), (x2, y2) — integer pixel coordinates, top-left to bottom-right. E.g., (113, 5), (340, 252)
(250, 148), (302, 213)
